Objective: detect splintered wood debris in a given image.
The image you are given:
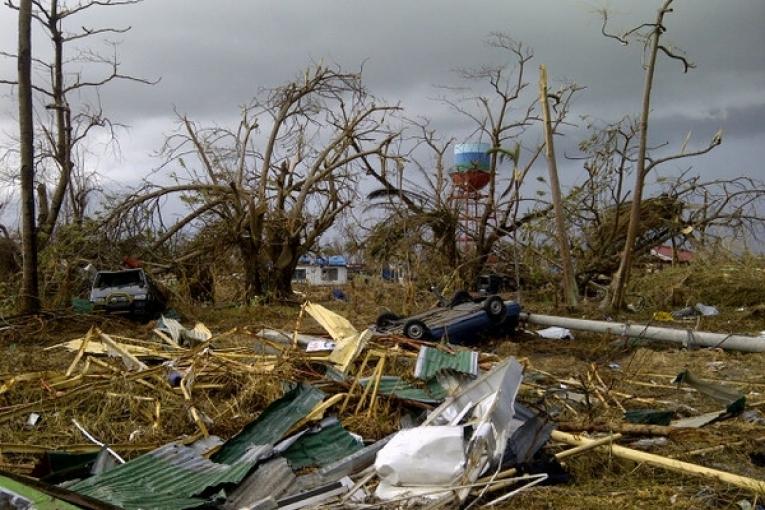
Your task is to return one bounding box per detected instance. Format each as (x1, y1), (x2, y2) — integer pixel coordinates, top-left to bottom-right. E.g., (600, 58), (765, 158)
(0, 305), (763, 509)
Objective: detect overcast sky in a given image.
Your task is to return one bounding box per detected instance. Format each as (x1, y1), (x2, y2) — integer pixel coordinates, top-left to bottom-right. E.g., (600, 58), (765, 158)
(0, 0), (763, 222)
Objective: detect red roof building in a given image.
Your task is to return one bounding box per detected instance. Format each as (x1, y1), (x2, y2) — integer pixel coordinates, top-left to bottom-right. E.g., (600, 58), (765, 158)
(650, 245), (694, 263)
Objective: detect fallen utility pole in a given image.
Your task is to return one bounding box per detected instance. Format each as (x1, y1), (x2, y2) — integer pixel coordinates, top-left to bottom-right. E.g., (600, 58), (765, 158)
(521, 313), (765, 353)
(552, 430), (765, 494)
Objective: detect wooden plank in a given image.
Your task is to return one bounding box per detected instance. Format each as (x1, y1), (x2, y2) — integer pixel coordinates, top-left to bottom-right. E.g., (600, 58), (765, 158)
(65, 327), (93, 377)
(97, 329), (148, 371)
(551, 430), (765, 494)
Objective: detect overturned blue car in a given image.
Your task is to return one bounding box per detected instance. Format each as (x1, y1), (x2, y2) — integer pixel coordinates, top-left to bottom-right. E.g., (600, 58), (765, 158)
(374, 290), (522, 345)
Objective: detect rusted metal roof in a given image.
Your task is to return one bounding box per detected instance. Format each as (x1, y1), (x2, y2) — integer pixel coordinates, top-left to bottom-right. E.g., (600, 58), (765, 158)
(651, 245), (694, 263)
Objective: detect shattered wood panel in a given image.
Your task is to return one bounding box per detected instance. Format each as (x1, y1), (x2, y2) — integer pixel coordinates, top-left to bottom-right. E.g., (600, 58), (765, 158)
(328, 329), (372, 374)
(53, 338), (179, 358)
(305, 302), (369, 372)
(304, 303), (358, 341)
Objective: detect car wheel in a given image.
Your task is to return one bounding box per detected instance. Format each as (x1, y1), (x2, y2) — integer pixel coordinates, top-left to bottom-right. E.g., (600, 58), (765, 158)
(403, 319), (430, 340)
(376, 312), (400, 329)
(483, 296), (507, 322)
(449, 290), (473, 307)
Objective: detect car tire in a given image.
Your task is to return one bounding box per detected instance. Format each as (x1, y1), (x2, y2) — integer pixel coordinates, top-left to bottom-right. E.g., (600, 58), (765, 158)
(449, 290), (473, 307)
(483, 296), (507, 322)
(403, 319), (430, 340)
(376, 312), (400, 329)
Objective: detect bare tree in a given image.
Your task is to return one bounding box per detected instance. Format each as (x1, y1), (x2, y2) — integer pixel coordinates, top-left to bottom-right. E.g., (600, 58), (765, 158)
(364, 35), (579, 290)
(363, 119), (460, 277)
(600, 0), (722, 311)
(106, 65), (398, 301)
(17, 0), (40, 313)
(539, 64), (577, 308)
(661, 173), (764, 248)
(1, 0), (154, 247)
(561, 118), (761, 293)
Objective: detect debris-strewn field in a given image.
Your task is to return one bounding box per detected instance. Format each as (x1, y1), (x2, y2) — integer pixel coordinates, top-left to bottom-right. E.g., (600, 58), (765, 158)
(0, 275), (763, 509)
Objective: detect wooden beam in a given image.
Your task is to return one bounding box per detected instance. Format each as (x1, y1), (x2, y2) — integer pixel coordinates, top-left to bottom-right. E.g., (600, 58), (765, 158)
(551, 430), (765, 494)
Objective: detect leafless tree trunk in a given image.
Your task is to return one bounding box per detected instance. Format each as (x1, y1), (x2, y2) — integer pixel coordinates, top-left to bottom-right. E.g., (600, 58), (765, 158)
(539, 64), (578, 308)
(608, 2), (666, 311)
(604, 0), (720, 311)
(2, 0), (154, 246)
(17, 0), (39, 313)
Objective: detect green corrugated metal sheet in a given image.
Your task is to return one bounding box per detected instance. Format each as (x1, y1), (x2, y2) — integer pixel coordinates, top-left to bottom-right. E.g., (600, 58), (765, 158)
(360, 376), (447, 403)
(0, 473), (82, 510)
(73, 489), (203, 510)
(70, 384), (325, 510)
(283, 421), (362, 469)
(213, 382), (325, 464)
(414, 346), (478, 380)
(70, 443), (271, 510)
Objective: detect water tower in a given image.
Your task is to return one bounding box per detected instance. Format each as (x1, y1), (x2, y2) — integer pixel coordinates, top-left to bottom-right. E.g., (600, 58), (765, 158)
(449, 143), (492, 251)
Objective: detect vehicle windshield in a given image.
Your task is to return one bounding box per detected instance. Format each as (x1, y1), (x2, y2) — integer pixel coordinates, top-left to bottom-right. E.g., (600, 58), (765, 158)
(94, 270), (143, 289)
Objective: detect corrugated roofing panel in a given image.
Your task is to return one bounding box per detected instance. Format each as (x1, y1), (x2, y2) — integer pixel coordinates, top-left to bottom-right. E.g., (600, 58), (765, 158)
(318, 434), (393, 480)
(223, 457), (295, 510)
(70, 443), (272, 510)
(414, 346), (478, 380)
(360, 376), (447, 403)
(213, 383), (325, 464)
(0, 473), (82, 510)
(282, 421), (362, 469)
(71, 384), (326, 509)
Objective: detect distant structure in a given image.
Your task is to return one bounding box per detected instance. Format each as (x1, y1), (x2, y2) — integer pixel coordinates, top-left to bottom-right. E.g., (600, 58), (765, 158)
(293, 255), (348, 285)
(449, 143), (492, 251)
(650, 245), (694, 264)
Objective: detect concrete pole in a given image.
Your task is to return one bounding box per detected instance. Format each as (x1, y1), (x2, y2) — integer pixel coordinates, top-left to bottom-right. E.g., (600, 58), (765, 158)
(521, 312), (765, 353)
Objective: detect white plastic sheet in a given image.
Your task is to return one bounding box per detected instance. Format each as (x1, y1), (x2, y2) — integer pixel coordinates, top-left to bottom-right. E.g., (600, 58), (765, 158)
(373, 359), (525, 505)
(536, 326), (574, 340)
(374, 425), (466, 486)
(695, 303), (719, 316)
(305, 340), (336, 352)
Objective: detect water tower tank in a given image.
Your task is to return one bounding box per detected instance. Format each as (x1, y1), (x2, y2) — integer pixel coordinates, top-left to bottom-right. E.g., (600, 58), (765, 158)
(450, 143), (491, 191)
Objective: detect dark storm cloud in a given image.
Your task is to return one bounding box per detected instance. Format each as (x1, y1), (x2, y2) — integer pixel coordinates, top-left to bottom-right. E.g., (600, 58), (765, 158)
(0, 0), (763, 188)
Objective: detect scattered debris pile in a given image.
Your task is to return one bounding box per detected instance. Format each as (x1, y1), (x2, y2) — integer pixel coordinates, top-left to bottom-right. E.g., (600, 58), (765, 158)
(0, 302), (764, 509)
